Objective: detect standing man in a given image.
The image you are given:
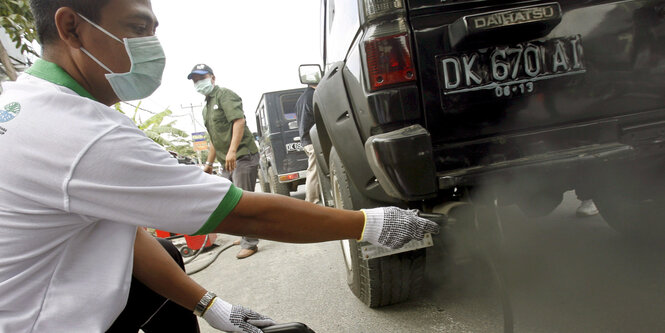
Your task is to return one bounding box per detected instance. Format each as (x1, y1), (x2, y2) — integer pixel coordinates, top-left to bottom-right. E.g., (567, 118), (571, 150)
(295, 83), (319, 204)
(188, 64), (260, 259)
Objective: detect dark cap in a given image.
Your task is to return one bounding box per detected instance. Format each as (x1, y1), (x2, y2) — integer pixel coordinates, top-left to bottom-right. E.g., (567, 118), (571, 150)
(187, 64), (214, 80)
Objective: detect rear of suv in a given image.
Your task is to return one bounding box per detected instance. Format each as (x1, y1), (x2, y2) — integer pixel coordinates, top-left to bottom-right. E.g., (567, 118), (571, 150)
(255, 88), (308, 196)
(308, 0), (665, 307)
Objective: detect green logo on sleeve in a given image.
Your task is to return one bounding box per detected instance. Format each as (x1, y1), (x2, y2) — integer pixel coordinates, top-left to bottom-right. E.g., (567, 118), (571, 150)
(0, 102), (21, 123)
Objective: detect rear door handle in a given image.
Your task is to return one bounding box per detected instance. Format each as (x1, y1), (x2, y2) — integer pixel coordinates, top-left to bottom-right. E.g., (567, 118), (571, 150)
(449, 2), (563, 48)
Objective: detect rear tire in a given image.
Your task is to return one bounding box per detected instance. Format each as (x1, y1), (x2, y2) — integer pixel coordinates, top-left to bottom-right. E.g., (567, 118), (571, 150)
(258, 170), (271, 193)
(595, 193), (665, 239)
(316, 157), (334, 206)
(516, 191), (563, 218)
(268, 167), (290, 196)
(330, 148), (425, 307)
(591, 163), (665, 240)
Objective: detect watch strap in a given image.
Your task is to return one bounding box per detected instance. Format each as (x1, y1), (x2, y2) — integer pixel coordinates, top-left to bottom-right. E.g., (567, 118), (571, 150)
(194, 291), (217, 317)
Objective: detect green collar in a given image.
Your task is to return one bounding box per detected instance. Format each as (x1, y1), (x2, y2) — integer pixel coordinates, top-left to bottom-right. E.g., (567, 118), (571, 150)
(25, 59), (96, 101)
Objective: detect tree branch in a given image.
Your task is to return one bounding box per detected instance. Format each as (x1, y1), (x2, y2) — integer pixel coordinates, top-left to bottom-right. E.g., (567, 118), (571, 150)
(0, 41), (18, 81)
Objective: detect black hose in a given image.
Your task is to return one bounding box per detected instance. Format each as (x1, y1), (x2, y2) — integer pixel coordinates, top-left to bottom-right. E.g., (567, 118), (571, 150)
(183, 234), (210, 265)
(488, 259), (514, 333)
(480, 234), (514, 333)
(467, 188), (514, 333)
(185, 241), (236, 275)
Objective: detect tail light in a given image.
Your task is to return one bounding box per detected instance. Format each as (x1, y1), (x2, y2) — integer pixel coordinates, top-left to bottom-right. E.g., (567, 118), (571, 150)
(365, 32), (416, 91)
(363, 0), (405, 21)
(361, 1), (414, 91)
(279, 173), (300, 182)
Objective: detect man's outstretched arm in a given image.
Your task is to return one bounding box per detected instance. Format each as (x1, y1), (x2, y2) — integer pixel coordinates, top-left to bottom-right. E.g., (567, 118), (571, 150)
(215, 191), (364, 243)
(213, 191), (439, 249)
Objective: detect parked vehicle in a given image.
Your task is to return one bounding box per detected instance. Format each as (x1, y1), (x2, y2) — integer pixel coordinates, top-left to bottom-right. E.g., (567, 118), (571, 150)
(255, 88), (309, 196)
(304, 0), (665, 308)
(168, 151), (196, 165)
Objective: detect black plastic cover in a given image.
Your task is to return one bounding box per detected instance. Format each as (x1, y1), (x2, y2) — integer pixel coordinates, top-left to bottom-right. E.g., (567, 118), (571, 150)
(262, 322), (315, 333)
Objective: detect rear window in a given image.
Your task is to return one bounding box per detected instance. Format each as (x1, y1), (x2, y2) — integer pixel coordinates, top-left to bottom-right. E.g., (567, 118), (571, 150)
(280, 93), (301, 121)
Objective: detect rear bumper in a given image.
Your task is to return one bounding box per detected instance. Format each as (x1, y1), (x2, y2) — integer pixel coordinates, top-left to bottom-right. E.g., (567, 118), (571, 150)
(277, 170), (308, 183)
(365, 115), (665, 201)
(437, 142), (633, 189)
(365, 125), (438, 201)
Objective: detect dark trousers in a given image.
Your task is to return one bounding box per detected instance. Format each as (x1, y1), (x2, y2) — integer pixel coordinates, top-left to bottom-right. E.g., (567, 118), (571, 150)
(221, 153), (260, 249)
(107, 238), (200, 333)
(220, 152), (259, 192)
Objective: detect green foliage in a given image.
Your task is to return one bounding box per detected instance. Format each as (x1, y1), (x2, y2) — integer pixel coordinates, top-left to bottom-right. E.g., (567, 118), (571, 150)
(0, 0), (38, 57)
(167, 142), (208, 163)
(168, 143), (196, 157)
(116, 102), (195, 160)
(167, 135), (209, 163)
(113, 103), (125, 114)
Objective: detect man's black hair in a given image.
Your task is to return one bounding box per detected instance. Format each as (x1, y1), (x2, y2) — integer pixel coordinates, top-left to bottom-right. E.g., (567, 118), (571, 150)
(30, 0), (112, 45)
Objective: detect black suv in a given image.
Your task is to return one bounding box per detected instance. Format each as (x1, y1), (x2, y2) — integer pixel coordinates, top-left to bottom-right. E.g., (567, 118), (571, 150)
(255, 88), (308, 196)
(305, 0), (665, 307)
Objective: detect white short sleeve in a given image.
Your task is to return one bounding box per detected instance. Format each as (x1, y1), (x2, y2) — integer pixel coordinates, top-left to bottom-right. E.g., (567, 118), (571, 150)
(66, 124), (241, 235)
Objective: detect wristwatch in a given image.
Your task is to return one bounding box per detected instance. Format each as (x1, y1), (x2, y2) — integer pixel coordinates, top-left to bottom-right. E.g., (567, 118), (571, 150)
(205, 161), (213, 166)
(194, 291), (217, 317)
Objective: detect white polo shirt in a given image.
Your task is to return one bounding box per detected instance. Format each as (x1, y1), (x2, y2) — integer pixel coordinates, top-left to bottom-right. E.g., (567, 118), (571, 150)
(0, 60), (242, 332)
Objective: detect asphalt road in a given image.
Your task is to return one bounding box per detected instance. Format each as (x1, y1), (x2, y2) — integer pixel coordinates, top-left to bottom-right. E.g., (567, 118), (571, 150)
(188, 189), (665, 333)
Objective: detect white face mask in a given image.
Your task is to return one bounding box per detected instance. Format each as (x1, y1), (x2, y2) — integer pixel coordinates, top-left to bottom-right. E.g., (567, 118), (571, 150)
(78, 14), (166, 101)
(194, 78), (214, 95)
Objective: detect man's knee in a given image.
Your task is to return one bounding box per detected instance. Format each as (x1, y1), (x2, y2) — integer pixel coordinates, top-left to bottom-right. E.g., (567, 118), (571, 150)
(156, 238), (185, 269)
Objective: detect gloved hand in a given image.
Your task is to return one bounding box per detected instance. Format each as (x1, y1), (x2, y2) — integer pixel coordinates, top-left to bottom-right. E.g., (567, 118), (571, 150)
(202, 297), (275, 333)
(360, 207), (439, 249)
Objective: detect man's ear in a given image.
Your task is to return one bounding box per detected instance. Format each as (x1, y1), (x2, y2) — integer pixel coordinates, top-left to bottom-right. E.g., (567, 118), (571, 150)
(54, 7), (83, 49)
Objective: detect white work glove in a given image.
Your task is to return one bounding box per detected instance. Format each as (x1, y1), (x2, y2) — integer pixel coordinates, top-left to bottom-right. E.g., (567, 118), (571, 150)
(361, 207), (439, 249)
(202, 298), (275, 333)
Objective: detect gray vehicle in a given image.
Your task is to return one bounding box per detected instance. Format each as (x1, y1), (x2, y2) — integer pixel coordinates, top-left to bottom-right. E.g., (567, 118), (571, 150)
(255, 88), (308, 196)
(303, 0), (665, 308)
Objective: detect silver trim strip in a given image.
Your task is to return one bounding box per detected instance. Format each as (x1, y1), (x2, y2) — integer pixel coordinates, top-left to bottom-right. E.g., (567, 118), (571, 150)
(361, 233), (434, 260)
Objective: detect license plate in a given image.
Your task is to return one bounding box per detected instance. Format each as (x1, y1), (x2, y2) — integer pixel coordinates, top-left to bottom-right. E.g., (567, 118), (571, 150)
(438, 35), (585, 97)
(361, 233), (434, 260)
(285, 142), (303, 152)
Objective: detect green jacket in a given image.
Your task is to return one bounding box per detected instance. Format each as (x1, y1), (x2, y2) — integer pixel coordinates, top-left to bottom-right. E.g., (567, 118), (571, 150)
(203, 86), (258, 165)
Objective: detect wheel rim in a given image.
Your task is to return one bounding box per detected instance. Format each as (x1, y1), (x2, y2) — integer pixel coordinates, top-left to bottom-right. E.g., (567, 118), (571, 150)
(341, 239), (354, 285)
(269, 168), (278, 194)
(317, 175), (331, 206)
(318, 180), (325, 205)
(332, 167), (355, 278)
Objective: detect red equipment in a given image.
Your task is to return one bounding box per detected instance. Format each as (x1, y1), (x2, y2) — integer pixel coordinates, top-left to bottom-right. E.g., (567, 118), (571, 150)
(153, 229), (217, 257)
(184, 234), (217, 251)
